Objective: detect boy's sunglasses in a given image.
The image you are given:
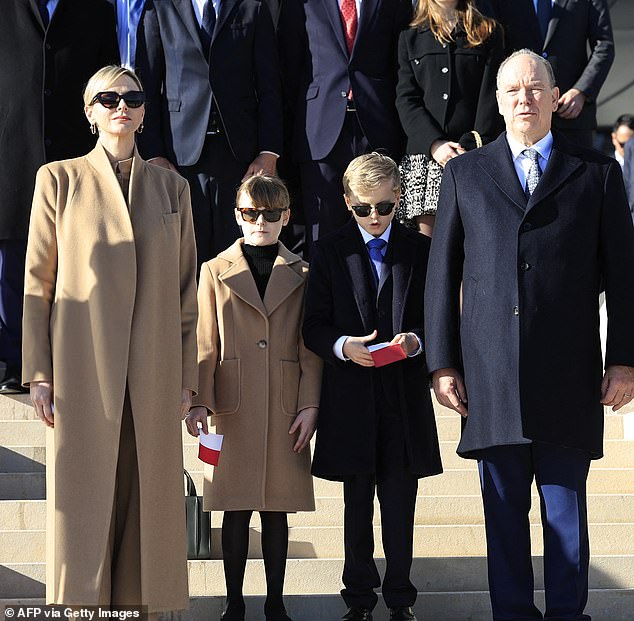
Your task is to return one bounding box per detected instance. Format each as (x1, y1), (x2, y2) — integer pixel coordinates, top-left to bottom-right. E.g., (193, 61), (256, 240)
(349, 202), (395, 217)
(238, 208), (287, 223)
(90, 91), (145, 109)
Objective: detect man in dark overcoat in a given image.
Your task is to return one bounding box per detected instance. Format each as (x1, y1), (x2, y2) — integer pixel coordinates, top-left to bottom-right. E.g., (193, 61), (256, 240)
(425, 49), (634, 621)
(0, 0), (118, 393)
(303, 153), (442, 621)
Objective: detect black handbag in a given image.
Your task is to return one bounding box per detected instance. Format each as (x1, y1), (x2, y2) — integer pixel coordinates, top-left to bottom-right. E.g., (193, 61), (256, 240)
(184, 469), (212, 560)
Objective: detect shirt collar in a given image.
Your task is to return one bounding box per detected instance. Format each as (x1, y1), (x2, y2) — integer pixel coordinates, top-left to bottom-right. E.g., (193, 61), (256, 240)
(357, 222), (392, 246)
(506, 131), (554, 163)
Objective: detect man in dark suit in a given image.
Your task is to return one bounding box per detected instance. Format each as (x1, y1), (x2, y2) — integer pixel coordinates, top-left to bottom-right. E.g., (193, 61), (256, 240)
(486, 0), (614, 148)
(278, 0), (412, 252)
(136, 0), (283, 264)
(303, 153), (442, 621)
(425, 49), (634, 620)
(0, 0), (118, 393)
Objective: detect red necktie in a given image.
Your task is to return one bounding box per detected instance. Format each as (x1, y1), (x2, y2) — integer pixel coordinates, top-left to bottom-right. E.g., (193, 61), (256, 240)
(340, 0), (358, 56)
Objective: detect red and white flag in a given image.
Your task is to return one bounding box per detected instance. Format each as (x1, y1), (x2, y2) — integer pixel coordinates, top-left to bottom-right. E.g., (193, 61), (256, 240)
(198, 432), (224, 466)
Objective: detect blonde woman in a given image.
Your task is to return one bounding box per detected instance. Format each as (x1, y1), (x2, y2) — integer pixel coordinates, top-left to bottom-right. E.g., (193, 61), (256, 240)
(22, 65), (198, 616)
(396, 0), (503, 236)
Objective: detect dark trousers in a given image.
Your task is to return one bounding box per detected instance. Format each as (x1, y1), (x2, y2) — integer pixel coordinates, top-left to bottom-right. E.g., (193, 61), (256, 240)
(0, 239), (27, 369)
(179, 133), (247, 267)
(478, 443), (592, 621)
(341, 392), (418, 611)
(299, 112), (370, 255)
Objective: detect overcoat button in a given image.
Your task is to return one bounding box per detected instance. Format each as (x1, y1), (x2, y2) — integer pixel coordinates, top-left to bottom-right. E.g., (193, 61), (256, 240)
(441, 67), (448, 73)
(340, 91), (347, 98)
(442, 93), (448, 100)
(520, 262), (531, 271)
(257, 339), (267, 349)
(522, 222), (532, 231)
(513, 305), (519, 316)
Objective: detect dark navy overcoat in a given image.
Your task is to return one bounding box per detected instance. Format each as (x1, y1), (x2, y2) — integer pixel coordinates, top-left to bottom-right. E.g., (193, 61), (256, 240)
(425, 132), (634, 458)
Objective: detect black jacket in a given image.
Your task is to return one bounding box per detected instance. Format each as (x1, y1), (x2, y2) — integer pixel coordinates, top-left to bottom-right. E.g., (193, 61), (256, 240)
(396, 23), (504, 156)
(0, 0), (119, 240)
(303, 220), (442, 480)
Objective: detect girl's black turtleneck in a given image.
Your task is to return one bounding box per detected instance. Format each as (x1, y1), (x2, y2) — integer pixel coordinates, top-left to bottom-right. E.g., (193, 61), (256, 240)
(242, 242), (278, 300)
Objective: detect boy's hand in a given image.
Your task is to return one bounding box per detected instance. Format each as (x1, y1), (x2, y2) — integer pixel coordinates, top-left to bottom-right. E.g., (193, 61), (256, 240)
(289, 407), (318, 452)
(185, 406), (210, 437)
(390, 332), (419, 356)
(342, 329), (377, 367)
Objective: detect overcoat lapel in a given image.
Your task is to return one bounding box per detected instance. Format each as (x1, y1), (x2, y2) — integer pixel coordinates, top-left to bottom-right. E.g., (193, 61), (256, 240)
(526, 139), (583, 212)
(544, 0), (570, 49)
(28, 0), (47, 30)
(477, 134), (528, 213)
(351, 0), (379, 59)
(213, 0), (239, 44)
(340, 223), (376, 334)
(388, 225), (414, 335)
(320, 0), (349, 59)
(171, 0), (205, 53)
(263, 244), (305, 315)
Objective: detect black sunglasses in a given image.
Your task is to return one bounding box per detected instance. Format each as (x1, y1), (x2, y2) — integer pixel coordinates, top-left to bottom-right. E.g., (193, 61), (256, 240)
(237, 208), (287, 223)
(90, 91), (145, 109)
(349, 202), (395, 217)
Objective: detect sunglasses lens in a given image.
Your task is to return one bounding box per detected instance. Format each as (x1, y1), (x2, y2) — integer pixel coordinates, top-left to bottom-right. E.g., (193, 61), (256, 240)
(239, 209), (285, 223)
(376, 202), (395, 215)
(97, 92), (120, 108)
(262, 210), (283, 222)
(351, 206), (372, 217)
(124, 91), (145, 108)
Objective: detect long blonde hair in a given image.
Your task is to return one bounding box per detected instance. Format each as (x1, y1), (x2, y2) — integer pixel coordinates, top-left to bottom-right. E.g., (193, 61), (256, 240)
(411, 0), (497, 48)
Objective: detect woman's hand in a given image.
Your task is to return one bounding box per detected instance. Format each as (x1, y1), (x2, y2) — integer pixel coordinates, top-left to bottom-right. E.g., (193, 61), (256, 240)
(185, 405), (210, 437)
(431, 140), (465, 167)
(179, 389), (193, 420)
(289, 407), (318, 453)
(30, 381), (54, 428)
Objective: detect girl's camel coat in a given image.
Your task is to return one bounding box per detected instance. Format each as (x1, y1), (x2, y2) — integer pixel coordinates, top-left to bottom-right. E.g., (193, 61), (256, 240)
(22, 144), (198, 611)
(194, 240), (322, 511)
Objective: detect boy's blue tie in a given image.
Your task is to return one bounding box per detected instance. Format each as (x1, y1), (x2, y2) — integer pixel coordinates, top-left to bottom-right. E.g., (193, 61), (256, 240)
(367, 238), (387, 283)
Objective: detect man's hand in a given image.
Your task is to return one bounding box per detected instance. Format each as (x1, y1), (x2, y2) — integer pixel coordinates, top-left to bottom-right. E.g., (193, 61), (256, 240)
(30, 381), (54, 428)
(390, 332), (420, 356)
(557, 88), (586, 120)
(147, 156), (178, 172)
(431, 140), (466, 167)
(601, 365), (634, 411)
(342, 329), (378, 367)
(289, 406), (318, 452)
(179, 389), (193, 419)
(185, 405), (210, 437)
(432, 368), (468, 417)
(242, 153), (278, 181)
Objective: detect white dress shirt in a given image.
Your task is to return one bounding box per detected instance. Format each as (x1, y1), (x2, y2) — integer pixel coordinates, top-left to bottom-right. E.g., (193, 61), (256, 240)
(506, 131), (553, 190)
(42, 0), (60, 19)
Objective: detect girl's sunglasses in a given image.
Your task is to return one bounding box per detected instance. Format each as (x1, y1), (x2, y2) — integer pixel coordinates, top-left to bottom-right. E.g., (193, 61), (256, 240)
(349, 202), (395, 217)
(238, 208), (288, 223)
(90, 91), (145, 109)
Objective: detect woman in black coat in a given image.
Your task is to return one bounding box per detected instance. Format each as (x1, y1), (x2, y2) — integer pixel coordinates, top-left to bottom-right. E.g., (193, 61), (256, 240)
(396, 0), (503, 236)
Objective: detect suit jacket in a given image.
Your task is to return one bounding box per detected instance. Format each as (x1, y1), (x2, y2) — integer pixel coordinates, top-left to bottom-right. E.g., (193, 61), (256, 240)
(278, 0), (412, 162)
(0, 0), (119, 240)
(624, 138), (634, 222)
(487, 0), (614, 132)
(303, 220), (442, 479)
(396, 23), (504, 156)
(136, 0), (283, 166)
(425, 131), (634, 459)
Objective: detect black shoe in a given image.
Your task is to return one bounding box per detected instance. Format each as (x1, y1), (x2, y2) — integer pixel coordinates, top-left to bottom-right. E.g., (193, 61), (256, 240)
(342, 607), (373, 621)
(0, 366), (26, 394)
(265, 613), (293, 621)
(219, 609), (245, 621)
(389, 607), (416, 621)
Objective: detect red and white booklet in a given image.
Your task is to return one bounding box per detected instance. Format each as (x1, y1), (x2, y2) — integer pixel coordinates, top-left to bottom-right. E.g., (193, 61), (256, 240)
(368, 342), (407, 368)
(198, 432), (224, 466)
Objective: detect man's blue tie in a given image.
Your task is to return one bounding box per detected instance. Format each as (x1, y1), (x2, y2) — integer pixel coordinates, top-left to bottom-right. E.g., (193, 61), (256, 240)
(200, 0), (217, 57)
(38, 0), (49, 28)
(536, 0), (552, 41)
(523, 148), (543, 197)
(367, 238), (387, 283)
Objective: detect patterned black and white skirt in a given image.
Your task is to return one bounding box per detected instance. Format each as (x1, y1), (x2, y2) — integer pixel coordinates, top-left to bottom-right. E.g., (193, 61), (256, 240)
(397, 153), (444, 227)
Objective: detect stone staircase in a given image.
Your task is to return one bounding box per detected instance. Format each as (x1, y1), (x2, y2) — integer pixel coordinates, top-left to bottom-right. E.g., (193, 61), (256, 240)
(2, 393), (634, 620)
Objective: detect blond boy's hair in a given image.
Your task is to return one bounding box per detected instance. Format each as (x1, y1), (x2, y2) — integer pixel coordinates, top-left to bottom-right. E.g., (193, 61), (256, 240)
(343, 152), (400, 198)
(236, 174), (290, 211)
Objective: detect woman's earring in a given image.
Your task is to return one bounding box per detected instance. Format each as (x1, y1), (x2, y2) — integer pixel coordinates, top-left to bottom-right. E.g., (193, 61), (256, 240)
(90, 124), (97, 135)
(136, 123), (144, 134)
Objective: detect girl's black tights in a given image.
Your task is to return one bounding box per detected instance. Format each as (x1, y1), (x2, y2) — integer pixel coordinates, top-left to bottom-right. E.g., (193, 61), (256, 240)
(221, 510), (289, 619)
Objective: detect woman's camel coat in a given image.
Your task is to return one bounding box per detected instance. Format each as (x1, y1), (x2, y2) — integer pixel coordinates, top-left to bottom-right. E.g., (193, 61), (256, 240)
(194, 240), (322, 511)
(22, 143), (198, 611)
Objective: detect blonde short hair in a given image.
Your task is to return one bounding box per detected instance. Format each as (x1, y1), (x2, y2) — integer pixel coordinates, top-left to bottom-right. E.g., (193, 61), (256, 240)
(83, 65), (144, 107)
(343, 152), (400, 198)
(236, 174), (290, 212)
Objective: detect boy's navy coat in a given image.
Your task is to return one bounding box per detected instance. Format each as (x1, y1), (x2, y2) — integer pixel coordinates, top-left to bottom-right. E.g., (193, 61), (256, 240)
(303, 220), (442, 480)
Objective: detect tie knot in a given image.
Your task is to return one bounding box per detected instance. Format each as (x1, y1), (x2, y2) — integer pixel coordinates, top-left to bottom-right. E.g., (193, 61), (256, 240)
(367, 238), (387, 252)
(523, 148), (540, 164)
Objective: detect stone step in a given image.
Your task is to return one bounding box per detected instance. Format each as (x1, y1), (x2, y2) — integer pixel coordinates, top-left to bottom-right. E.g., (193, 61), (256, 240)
(0, 395), (35, 421)
(4, 522), (634, 564)
(4, 555), (634, 599)
(0, 447), (45, 473)
(0, 421), (45, 447)
(0, 474), (45, 501)
(3, 589), (634, 621)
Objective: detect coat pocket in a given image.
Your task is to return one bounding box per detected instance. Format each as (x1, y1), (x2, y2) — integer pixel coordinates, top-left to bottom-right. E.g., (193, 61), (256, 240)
(163, 212), (180, 225)
(280, 360), (300, 416)
(214, 359), (241, 415)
